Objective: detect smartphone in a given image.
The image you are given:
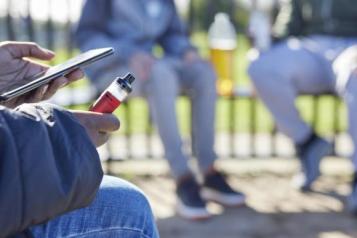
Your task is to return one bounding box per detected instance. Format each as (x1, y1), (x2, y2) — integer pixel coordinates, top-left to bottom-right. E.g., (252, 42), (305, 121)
(0, 47), (114, 102)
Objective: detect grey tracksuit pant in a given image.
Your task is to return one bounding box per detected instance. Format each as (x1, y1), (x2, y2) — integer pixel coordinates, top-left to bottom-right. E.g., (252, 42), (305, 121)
(101, 58), (217, 179)
(249, 35), (357, 168)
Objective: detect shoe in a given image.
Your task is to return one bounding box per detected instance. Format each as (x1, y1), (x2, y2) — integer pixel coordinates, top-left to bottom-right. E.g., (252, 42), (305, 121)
(201, 170), (246, 207)
(176, 175), (212, 220)
(292, 134), (332, 191)
(348, 173), (357, 215)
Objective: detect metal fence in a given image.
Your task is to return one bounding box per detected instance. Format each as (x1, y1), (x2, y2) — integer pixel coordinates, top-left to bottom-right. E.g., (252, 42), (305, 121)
(0, 0), (351, 166)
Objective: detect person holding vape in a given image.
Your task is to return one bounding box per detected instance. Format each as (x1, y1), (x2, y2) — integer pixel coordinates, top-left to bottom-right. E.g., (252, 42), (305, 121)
(248, 0), (357, 212)
(75, 0), (245, 220)
(0, 41), (159, 237)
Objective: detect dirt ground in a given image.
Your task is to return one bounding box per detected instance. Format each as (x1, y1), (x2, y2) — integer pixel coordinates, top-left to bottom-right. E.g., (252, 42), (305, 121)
(113, 158), (357, 238)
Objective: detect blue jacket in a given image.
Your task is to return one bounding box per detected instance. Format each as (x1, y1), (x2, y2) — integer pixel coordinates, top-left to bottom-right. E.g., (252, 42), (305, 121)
(0, 104), (103, 238)
(75, 0), (194, 78)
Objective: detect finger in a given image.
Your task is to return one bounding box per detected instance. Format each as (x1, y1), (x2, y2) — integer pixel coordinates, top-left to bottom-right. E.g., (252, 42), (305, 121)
(4, 41), (55, 60)
(95, 132), (110, 147)
(64, 69), (84, 83)
(26, 84), (48, 103)
(1, 97), (21, 109)
(26, 59), (50, 71)
(22, 61), (49, 83)
(71, 111), (120, 132)
(95, 113), (120, 132)
(42, 77), (68, 100)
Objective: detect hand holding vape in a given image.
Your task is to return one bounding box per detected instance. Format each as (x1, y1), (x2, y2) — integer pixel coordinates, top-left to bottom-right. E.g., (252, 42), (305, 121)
(89, 73), (135, 113)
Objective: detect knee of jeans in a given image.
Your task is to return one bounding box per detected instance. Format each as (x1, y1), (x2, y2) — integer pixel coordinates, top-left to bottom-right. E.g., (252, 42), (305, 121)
(151, 60), (175, 79)
(191, 60), (216, 79)
(248, 57), (265, 85)
(89, 176), (157, 236)
(190, 60), (216, 91)
(248, 55), (279, 87)
(97, 176), (152, 215)
(148, 60), (178, 94)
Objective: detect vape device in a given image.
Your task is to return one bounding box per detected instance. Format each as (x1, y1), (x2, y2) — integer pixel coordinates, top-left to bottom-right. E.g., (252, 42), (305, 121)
(89, 73), (135, 113)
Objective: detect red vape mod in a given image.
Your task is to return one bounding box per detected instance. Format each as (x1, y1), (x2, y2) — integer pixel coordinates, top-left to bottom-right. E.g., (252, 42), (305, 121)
(89, 73), (135, 113)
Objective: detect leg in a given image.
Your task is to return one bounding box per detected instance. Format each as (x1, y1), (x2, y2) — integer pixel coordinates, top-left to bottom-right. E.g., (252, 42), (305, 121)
(248, 39), (333, 143)
(334, 45), (357, 213)
(345, 72), (357, 170)
(334, 46), (357, 170)
(180, 60), (217, 174)
(145, 59), (213, 220)
(144, 59), (190, 179)
(30, 176), (159, 238)
(180, 59), (245, 207)
(248, 39), (335, 190)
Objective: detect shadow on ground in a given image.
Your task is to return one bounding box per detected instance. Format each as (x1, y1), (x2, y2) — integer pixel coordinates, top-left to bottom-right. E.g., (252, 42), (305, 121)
(157, 207), (357, 238)
(132, 173), (357, 238)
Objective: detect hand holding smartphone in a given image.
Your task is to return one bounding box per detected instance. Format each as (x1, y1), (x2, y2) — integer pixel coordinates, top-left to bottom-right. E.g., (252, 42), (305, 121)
(0, 47), (114, 102)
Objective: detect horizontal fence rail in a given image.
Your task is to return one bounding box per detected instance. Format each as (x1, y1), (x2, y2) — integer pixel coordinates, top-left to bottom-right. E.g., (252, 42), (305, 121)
(0, 0), (351, 172)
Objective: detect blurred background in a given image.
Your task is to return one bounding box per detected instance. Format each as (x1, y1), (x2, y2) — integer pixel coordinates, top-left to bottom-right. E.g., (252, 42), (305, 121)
(1, 0), (356, 237)
(0, 0), (350, 160)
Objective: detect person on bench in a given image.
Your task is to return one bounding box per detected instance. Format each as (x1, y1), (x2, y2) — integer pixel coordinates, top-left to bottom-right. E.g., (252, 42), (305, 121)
(248, 0), (357, 212)
(75, 0), (245, 220)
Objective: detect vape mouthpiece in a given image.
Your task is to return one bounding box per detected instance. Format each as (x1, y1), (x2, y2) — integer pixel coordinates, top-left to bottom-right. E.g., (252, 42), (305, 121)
(116, 73), (135, 93)
(124, 73), (135, 84)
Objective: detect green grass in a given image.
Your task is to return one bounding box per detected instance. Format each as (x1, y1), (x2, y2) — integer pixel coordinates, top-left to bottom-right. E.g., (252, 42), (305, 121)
(52, 33), (348, 136)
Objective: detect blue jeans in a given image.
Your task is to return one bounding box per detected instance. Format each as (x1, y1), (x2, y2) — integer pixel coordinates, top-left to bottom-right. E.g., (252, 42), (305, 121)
(29, 176), (159, 238)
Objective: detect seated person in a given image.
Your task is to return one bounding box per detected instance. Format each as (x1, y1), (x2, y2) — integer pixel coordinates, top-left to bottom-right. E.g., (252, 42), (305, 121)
(75, 0), (245, 220)
(0, 41), (159, 237)
(248, 0), (357, 211)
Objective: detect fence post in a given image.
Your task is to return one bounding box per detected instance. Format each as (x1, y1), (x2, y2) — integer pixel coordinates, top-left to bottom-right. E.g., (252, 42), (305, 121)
(331, 96), (340, 156)
(146, 108), (154, 159)
(65, 0), (74, 58)
(25, 0), (35, 42)
(6, 0), (15, 40)
(250, 97), (257, 157)
(45, 0), (54, 50)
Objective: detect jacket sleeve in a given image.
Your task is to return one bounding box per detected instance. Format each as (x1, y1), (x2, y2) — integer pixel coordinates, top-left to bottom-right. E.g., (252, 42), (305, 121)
(158, 0), (196, 58)
(74, 0), (140, 63)
(0, 103), (103, 237)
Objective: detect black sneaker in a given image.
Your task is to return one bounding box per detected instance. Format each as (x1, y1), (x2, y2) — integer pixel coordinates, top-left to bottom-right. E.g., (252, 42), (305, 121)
(176, 175), (212, 220)
(201, 171), (245, 207)
(292, 133), (332, 191)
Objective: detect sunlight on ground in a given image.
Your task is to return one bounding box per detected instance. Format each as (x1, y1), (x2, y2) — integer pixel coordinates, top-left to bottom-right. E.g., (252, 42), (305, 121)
(320, 231), (353, 238)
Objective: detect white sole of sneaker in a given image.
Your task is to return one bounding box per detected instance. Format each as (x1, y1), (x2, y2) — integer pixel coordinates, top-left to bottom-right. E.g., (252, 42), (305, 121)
(201, 188), (246, 207)
(176, 201), (213, 221)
